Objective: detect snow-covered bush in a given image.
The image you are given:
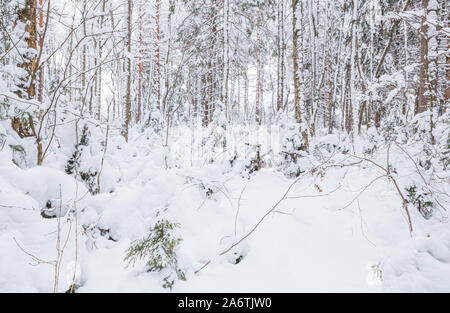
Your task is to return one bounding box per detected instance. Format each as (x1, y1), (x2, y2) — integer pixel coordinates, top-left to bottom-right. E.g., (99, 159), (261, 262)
(40, 198), (74, 219)
(363, 126), (383, 156)
(0, 133), (5, 147)
(240, 143), (264, 177)
(82, 224), (117, 249)
(406, 111), (449, 172)
(124, 217), (186, 289)
(435, 112), (450, 170)
(65, 125), (98, 194)
(278, 120), (308, 177)
(0, 97), (10, 120)
(9, 144), (27, 168)
(394, 112), (450, 221)
(144, 110), (165, 135)
(202, 110), (229, 164)
(408, 110), (435, 145)
(312, 133), (351, 162)
(380, 107), (409, 143)
(198, 183), (215, 199)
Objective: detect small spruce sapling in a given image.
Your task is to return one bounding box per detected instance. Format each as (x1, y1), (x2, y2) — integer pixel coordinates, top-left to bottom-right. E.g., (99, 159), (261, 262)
(124, 218), (186, 289)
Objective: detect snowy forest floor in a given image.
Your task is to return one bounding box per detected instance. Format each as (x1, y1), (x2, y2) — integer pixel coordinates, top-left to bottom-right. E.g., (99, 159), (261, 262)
(0, 119), (450, 292)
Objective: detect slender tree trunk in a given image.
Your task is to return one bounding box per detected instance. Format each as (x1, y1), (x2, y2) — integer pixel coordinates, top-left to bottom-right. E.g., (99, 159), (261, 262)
(255, 12), (262, 125)
(292, 0), (309, 150)
(68, 7), (75, 103)
(223, 0), (230, 121)
(82, 0), (87, 105)
(98, 0), (107, 120)
(123, 0), (133, 142)
(202, 72), (209, 126)
(308, 0), (317, 135)
(416, 0), (430, 115)
(292, 0), (300, 123)
(37, 0), (44, 103)
(244, 69), (249, 122)
(277, 0), (285, 112)
(136, 0), (142, 123)
(155, 0), (161, 110)
(446, 20), (450, 109)
(350, 0), (359, 137)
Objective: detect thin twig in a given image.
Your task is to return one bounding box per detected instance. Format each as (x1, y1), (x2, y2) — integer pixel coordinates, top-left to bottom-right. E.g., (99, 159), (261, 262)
(234, 184), (248, 237)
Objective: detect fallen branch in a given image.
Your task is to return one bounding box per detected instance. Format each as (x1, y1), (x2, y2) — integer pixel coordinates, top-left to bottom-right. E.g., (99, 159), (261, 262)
(195, 157), (335, 275)
(344, 149), (413, 234)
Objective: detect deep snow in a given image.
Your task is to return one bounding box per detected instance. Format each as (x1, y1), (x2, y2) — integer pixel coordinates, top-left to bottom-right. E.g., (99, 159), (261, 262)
(0, 121), (449, 293)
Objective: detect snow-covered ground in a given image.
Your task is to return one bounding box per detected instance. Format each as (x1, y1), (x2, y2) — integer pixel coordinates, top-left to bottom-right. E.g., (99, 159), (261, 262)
(0, 121), (449, 293)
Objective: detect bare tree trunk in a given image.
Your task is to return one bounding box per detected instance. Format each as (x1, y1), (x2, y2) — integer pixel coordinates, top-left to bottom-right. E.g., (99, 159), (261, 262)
(68, 6), (75, 103)
(223, 0), (230, 121)
(415, 0), (437, 145)
(416, 0), (431, 115)
(162, 0), (174, 116)
(12, 0), (46, 166)
(308, 0), (317, 135)
(292, 0), (309, 151)
(349, 0), (359, 137)
(155, 0), (161, 110)
(244, 69), (249, 122)
(82, 0), (87, 106)
(93, 27), (97, 117)
(123, 0), (132, 142)
(446, 20), (450, 110)
(255, 12), (262, 125)
(37, 0), (44, 103)
(98, 0), (107, 120)
(136, 0), (142, 123)
(15, 0), (37, 99)
(202, 72), (209, 127)
(292, 0), (300, 123)
(277, 0), (285, 112)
